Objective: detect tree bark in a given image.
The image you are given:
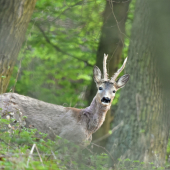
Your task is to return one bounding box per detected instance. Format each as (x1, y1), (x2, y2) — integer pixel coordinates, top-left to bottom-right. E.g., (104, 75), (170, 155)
(86, 0), (130, 146)
(107, 0), (170, 165)
(0, 0), (36, 93)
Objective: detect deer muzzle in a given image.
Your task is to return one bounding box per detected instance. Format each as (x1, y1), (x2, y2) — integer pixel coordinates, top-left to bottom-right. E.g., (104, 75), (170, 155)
(101, 97), (111, 104)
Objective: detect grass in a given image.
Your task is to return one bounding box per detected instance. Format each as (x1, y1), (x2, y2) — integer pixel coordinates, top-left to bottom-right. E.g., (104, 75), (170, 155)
(0, 117), (169, 170)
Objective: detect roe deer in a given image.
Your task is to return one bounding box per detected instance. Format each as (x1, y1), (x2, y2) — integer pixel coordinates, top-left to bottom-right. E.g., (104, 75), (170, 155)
(0, 54), (129, 145)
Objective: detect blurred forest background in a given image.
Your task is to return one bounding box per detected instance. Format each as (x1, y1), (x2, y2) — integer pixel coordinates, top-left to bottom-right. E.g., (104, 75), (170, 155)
(7, 0), (134, 146)
(1, 0), (170, 169)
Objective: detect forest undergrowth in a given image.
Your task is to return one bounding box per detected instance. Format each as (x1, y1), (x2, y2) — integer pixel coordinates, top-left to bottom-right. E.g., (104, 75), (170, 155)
(0, 116), (169, 170)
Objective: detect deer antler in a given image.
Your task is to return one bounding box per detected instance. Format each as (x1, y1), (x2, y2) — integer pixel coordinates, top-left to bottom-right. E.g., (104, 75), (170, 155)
(110, 57), (128, 82)
(103, 54), (108, 81)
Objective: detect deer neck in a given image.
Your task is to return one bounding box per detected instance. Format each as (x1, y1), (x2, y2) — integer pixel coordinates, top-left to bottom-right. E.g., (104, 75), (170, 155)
(82, 96), (111, 132)
(84, 96), (110, 115)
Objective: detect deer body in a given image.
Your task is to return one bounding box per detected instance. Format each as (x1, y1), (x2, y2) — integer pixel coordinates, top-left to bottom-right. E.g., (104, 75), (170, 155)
(0, 54), (129, 145)
(0, 93), (110, 144)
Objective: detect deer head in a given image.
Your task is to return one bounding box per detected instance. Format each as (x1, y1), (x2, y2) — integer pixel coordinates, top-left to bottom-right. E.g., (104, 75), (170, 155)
(93, 54), (130, 106)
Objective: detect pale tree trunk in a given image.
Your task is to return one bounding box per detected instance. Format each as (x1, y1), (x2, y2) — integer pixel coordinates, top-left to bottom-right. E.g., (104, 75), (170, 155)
(107, 0), (170, 165)
(86, 0), (130, 146)
(0, 0), (36, 93)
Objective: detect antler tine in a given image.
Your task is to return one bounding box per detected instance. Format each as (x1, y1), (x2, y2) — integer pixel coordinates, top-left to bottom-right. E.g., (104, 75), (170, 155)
(103, 54), (108, 80)
(111, 57), (128, 82)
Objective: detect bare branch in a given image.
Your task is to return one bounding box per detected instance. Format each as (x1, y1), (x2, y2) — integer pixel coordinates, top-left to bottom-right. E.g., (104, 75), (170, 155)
(36, 24), (93, 67)
(27, 144), (44, 168)
(91, 143), (114, 162)
(31, 1), (83, 24)
(27, 143), (36, 167)
(93, 121), (124, 143)
(51, 150), (57, 160)
(35, 144), (44, 166)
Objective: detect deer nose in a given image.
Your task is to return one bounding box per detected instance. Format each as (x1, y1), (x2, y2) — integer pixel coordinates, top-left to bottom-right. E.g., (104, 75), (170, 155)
(101, 97), (111, 103)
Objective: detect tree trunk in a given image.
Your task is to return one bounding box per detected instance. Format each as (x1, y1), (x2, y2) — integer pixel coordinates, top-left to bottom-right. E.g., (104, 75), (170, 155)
(86, 0), (130, 146)
(0, 0), (36, 93)
(107, 0), (170, 165)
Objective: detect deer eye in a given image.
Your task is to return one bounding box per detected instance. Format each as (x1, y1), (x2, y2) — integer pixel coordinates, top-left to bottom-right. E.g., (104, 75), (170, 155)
(113, 90), (116, 93)
(99, 87), (103, 90)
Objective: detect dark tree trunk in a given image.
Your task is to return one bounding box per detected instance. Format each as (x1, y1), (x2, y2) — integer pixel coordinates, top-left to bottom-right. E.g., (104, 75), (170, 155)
(0, 0), (36, 93)
(107, 0), (170, 165)
(85, 0), (130, 146)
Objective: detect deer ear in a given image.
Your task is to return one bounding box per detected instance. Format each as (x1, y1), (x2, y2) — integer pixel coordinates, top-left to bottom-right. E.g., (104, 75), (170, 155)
(116, 74), (130, 90)
(93, 66), (102, 83)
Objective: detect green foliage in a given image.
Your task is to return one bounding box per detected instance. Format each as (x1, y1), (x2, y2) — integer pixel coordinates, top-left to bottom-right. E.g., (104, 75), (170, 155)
(8, 0), (106, 107)
(1, 116), (169, 169)
(166, 137), (170, 161)
(2, 0), (170, 169)
(116, 158), (168, 170)
(123, 0), (136, 58)
(0, 116), (110, 170)
(7, 0), (136, 108)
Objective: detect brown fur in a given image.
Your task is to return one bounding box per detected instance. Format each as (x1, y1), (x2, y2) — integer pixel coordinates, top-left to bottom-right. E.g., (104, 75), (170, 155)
(66, 107), (82, 122)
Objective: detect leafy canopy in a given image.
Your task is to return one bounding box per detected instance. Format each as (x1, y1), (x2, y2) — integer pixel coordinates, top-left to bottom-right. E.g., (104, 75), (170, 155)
(8, 0), (105, 107)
